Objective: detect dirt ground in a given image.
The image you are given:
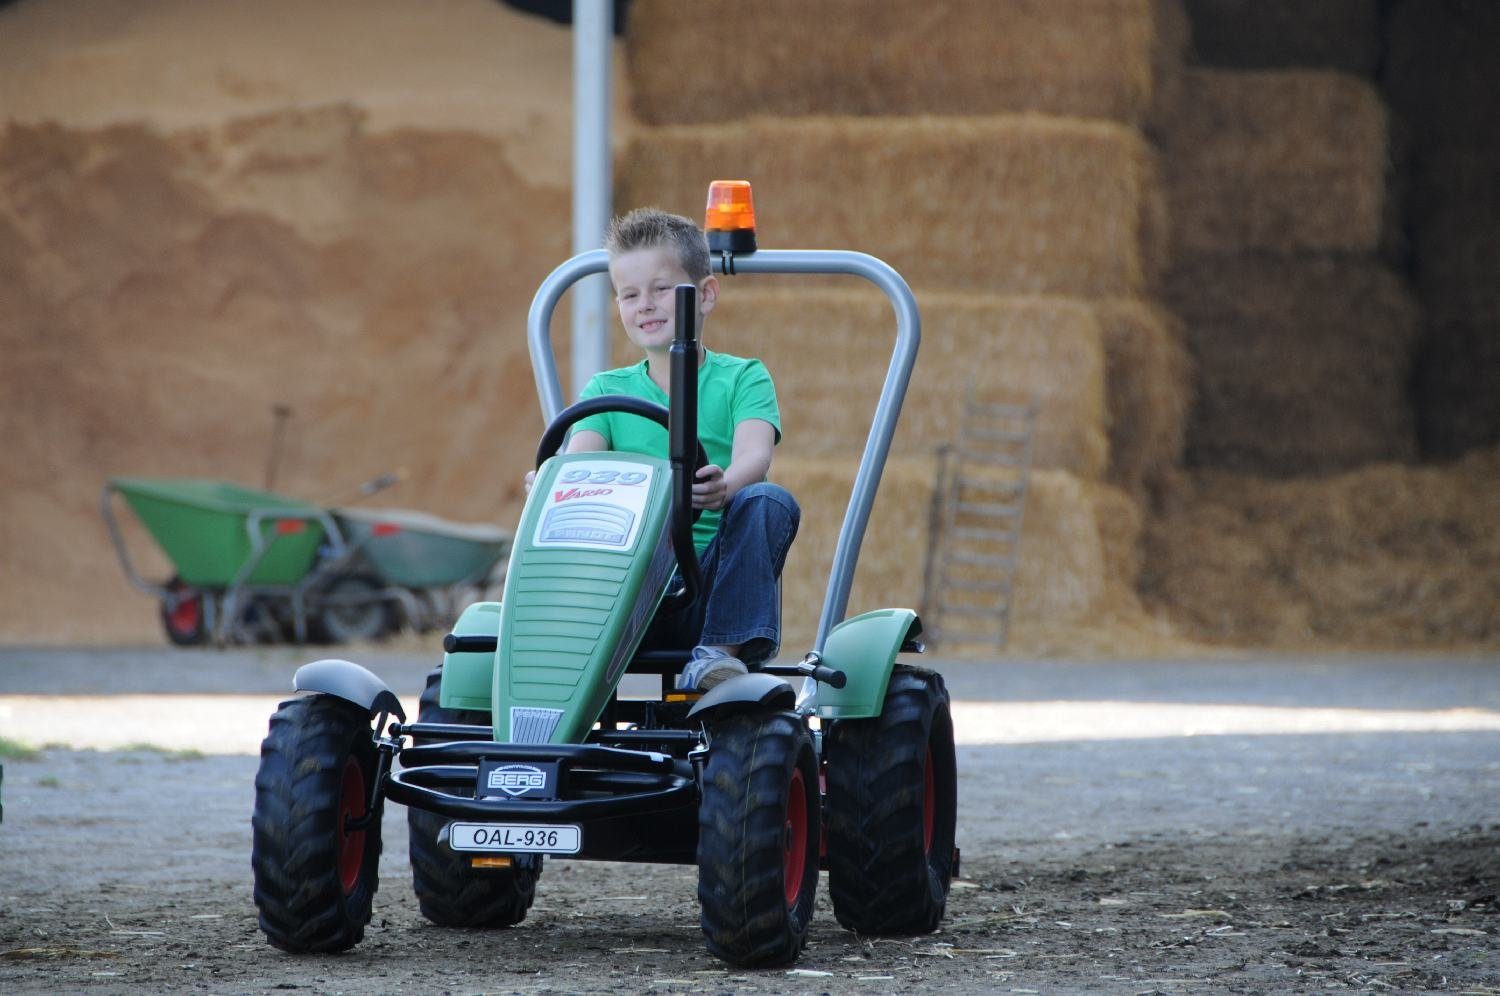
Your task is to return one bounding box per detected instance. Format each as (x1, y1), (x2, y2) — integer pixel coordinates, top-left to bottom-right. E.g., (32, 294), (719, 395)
(1, 649), (1497, 993)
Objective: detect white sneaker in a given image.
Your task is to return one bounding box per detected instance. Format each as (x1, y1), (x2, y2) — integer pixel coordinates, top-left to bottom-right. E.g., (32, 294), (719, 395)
(676, 646), (748, 691)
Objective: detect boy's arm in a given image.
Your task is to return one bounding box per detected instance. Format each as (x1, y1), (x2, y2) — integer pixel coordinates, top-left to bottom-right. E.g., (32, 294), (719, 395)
(564, 429), (608, 453)
(693, 418), (775, 510)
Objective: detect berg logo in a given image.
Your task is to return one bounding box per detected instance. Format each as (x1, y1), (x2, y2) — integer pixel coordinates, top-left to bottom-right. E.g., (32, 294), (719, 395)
(487, 763), (549, 797)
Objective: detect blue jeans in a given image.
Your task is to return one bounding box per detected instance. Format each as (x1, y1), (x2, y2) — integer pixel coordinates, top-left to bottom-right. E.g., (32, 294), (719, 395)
(640, 482), (800, 665)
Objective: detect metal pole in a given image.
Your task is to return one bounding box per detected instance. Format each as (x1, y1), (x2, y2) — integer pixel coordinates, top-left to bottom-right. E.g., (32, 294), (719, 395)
(571, 0), (613, 398)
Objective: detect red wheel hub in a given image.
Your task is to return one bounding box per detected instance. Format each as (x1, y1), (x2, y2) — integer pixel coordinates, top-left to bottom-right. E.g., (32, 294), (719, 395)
(923, 744), (936, 855)
(336, 758), (367, 895)
(167, 593), (201, 635)
(783, 767), (809, 908)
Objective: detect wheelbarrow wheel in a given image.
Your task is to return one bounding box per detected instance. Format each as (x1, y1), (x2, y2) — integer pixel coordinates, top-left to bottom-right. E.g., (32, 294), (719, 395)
(159, 578), (208, 646)
(407, 667), (540, 928)
(313, 576), (391, 644)
(697, 711), (819, 967)
(251, 694), (382, 953)
(824, 665), (958, 935)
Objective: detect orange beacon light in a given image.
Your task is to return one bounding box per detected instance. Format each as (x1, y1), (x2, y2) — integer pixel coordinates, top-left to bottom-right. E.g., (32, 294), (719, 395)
(704, 180), (757, 255)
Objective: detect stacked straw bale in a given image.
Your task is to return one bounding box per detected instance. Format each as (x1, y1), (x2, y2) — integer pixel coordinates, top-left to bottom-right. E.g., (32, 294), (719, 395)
(616, 116), (1164, 298)
(1093, 298), (1192, 499)
(1164, 70), (1388, 254)
(770, 455), (1124, 651)
(1165, 253), (1419, 475)
(626, 0), (1188, 130)
(691, 287), (1108, 480)
(1385, 0), (1500, 152)
(1142, 446), (1500, 648)
(1184, 0), (1382, 75)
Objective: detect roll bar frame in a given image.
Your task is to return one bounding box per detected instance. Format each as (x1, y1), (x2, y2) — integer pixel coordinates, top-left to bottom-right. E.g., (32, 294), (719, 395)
(526, 249), (920, 652)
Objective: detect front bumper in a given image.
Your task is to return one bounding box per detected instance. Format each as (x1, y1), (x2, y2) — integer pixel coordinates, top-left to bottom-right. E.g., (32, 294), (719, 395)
(384, 723), (701, 863)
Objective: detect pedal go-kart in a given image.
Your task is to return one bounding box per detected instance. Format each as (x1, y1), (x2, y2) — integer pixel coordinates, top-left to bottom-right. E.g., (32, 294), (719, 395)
(250, 183), (959, 967)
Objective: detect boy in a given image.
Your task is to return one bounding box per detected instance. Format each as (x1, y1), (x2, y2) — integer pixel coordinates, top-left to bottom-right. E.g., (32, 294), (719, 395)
(531, 207), (799, 691)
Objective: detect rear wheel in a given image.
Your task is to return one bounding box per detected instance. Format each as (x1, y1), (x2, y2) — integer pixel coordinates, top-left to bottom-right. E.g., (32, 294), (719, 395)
(697, 712), (819, 967)
(406, 667), (540, 927)
(159, 578), (208, 646)
(314, 576), (391, 643)
(251, 694), (382, 952)
(825, 665), (957, 935)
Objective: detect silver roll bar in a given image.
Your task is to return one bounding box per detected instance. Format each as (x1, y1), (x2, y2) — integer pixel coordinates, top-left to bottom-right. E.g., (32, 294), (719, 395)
(525, 248), (921, 651)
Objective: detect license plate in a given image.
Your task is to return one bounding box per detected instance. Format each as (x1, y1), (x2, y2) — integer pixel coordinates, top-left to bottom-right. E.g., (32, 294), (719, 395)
(448, 822), (582, 855)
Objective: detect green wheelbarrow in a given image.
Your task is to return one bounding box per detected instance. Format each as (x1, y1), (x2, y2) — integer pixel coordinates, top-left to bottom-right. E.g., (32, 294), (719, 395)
(102, 478), (511, 646)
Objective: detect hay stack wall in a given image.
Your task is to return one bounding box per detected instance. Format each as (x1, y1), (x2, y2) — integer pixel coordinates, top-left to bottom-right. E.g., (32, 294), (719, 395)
(622, 0), (1194, 652)
(1140, 0), (1500, 650)
(0, 1), (590, 643)
(1143, 446), (1500, 647)
(1165, 254), (1419, 475)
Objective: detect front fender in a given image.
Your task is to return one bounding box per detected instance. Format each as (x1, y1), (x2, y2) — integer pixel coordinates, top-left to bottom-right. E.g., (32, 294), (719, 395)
(441, 601), (502, 712)
(814, 608), (922, 720)
(293, 658), (406, 722)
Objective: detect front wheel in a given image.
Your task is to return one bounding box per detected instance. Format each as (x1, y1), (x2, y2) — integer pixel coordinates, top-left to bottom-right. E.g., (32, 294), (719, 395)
(697, 712), (819, 967)
(407, 667), (540, 927)
(251, 694), (383, 952)
(825, 665), (958, 935)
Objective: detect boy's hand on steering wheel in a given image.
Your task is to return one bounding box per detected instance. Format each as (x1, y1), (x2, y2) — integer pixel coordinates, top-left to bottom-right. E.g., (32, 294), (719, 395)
(692, 464), (727, 511)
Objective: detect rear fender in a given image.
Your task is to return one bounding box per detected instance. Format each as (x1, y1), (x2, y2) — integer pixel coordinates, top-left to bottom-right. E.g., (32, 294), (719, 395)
(293, 658), (406, 722)
(687, 672), (796, 726)
(813, 609), (923, 720)
(440, 601), (501, 711)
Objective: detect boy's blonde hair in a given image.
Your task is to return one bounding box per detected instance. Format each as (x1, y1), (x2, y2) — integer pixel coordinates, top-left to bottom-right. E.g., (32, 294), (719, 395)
(604, 207), (711, 283)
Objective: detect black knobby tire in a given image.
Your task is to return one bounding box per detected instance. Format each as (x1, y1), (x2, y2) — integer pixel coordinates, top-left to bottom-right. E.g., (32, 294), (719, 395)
(406, 667), (540, 928)
(251, 694), (383, 953)
(314, 576), (392, 644)
(159, 578), (208, 646)
(825, 665), (958, 935)
(697, 711), (820, 967)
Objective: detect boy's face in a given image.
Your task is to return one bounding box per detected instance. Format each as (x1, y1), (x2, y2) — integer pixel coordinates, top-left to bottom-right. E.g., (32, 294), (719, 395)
(608, 245), (718, 353)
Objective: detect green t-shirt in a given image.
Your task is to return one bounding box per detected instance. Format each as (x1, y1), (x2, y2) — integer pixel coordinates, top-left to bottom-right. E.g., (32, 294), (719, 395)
(572, 349), (781, 553)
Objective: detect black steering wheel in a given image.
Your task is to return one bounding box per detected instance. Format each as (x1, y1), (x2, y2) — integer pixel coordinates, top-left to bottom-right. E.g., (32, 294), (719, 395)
(534, 395), (711, 523)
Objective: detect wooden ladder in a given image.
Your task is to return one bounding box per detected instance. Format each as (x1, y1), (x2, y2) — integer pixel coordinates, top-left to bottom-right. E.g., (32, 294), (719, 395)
(922, 397), (1036, 651)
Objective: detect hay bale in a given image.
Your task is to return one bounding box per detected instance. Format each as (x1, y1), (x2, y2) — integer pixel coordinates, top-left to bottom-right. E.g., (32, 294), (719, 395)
(1164, 70), (1388, 253)
(933, 464), (1114, 625)
(770, 457), (1127, 651)
(1414, 320), (1500, 459)
(618, 116), (1163, 299)
(1166, 252), (1419, 475)
(701, 287), (1108, 478)
(769, 455), (936, 654)
(1184, 0), (1382, 75)
(1094, 298), (1192, 499)
(1142, 448), (1500, 648)
(626, 0), (1188, 128)
(1386, 0), (1500, 151)
(1085, 479), (1147, 616)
